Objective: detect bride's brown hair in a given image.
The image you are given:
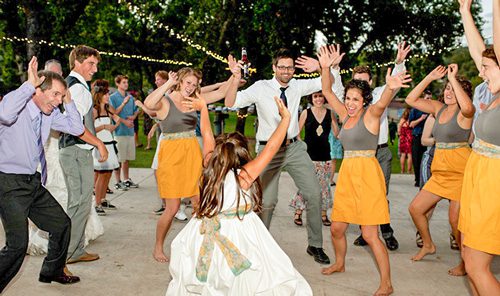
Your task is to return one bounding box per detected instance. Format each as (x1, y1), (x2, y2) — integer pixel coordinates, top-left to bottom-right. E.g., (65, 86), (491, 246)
(196, 132), (262, 220)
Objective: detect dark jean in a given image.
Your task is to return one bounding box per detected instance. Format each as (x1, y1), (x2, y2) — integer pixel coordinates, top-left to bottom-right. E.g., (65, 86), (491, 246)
(411, 135), (427, 185)
(376, 146), (394, 237)
(0, 171), (71, 293)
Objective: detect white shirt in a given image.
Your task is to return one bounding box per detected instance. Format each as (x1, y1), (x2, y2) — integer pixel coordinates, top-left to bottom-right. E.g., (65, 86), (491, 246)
(68, 71), (94, 150)
(233, 69), (344, 142)
(369, 62), (406, 145)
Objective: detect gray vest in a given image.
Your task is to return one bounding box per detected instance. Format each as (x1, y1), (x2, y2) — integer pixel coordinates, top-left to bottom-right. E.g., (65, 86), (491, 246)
(432, 106), (471, 143)
(474, 102), (500, 146)
(59, 76), (96, 149)
(338, 109), (378, 151)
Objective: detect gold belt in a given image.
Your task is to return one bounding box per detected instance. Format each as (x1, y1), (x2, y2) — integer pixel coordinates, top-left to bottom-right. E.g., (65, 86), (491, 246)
(343, 150), (376, 158)
(435, 142), (469, 149)
(472, 139), (500, 158)
(161, 130), (196, 140)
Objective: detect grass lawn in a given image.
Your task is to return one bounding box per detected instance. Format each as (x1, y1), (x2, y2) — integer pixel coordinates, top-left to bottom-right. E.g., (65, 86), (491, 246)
(130, 112), (406, 174)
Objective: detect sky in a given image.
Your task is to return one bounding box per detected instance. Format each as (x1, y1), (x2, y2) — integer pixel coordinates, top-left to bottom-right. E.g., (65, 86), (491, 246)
(480, 0), (493, 43)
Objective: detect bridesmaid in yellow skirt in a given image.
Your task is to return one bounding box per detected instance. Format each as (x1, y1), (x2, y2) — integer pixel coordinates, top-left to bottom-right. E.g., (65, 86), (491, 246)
(144, 68), (204, 262)
(318, 45), (412, 296)
(458, 1), (500, 294)
(144, 61), (241, 263)
(405, 64), (474, 276)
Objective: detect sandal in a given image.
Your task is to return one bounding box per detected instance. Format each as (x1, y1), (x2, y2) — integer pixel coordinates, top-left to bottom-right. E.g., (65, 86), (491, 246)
(450, 233), (459, 251)
(106, 188), (114, 194)
(322, 215), (331, 226)
(416, 231), (423, 248)
(294, 211), (303, 226)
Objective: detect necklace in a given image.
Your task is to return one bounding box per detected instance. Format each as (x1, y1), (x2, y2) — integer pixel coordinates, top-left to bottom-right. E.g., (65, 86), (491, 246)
(311, 107), (325, 136)
(316, 124), (323, 136)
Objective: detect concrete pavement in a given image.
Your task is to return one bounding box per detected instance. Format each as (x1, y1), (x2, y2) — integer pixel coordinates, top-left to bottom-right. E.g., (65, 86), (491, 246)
(1, 169), (498, 295)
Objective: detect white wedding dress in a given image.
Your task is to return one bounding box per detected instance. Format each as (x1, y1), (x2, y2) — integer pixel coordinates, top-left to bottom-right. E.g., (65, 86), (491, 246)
(166, 171), (312, 296)
(27, 130), (104, 255)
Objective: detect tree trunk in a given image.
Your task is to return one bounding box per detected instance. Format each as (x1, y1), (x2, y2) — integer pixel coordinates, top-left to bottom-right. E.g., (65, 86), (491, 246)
(23, 1), (42, 59)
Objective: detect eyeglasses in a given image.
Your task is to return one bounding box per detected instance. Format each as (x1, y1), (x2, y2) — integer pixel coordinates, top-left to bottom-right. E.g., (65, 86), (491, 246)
(276, 65), (295, 72)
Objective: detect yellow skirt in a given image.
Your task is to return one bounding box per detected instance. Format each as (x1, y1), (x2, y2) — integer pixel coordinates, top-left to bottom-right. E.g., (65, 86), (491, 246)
(423, 147), (471, 201)
(331, 156), (389, 225)
(458, 151), (500, 255)
(157, 135), (202, 199)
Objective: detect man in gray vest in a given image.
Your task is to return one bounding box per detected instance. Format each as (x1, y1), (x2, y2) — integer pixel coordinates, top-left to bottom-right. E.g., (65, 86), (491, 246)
(59, 45), (108, 264)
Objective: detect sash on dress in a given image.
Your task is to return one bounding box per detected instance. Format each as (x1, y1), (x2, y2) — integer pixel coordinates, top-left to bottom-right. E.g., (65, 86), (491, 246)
(196, 205), (252, 282)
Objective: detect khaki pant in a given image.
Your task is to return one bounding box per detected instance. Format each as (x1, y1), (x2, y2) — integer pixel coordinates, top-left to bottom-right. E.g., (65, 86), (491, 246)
(59, 145), (93, 260)
(258, 141), (323, 247)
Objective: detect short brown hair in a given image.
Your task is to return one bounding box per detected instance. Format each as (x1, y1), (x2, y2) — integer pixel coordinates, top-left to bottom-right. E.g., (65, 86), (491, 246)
(114, 75), (129, 85)
(37, 70), (67, 91)
(155, 70), (169, 80)
(69, 45), (100, 70)
(482, 46), (498, 65)
(272, 48), (295, 66)
(352, 65), (372, 80)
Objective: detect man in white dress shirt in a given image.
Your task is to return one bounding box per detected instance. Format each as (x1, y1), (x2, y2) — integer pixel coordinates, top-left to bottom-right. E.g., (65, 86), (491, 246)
(224, 48), (344, 264)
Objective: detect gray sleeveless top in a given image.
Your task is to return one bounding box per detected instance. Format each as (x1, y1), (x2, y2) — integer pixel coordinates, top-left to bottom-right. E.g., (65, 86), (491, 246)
(474, 103), (500, 146)
(432, 106), (471, 143)
(158, 95), (197, 133)
(338, 109), (378, 151)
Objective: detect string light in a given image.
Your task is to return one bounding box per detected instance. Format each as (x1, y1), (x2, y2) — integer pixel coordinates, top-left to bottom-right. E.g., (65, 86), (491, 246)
(118, 0), (227, 64)
(0, 35), (192, 66)
(237, 110), (250, 118)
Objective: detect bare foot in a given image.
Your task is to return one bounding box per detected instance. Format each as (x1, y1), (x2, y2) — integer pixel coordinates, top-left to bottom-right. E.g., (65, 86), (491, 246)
(448, 262), (467, 276)
(374, 285), (394, 296)
(411, 245), (436, 261)
(321, 263), (345, 275)
(153, 248), (169, 263)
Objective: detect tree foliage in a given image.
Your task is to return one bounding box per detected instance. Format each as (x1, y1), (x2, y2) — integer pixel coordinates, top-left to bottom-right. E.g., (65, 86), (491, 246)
(0, 0), (484, 95)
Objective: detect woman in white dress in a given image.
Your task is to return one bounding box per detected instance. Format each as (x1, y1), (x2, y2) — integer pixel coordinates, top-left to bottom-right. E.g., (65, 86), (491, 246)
(27, 130), (104, 255)
(92, 79), (121, 215)
(166, 91), (312, 296)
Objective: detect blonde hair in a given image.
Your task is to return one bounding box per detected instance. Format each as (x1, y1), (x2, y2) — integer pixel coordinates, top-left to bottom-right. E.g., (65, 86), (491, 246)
(174, 67), (202, 97)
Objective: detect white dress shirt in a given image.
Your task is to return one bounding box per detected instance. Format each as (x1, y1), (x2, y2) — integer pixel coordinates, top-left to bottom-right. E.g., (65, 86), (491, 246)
(68, 71), (94, 150)
(370, 62), (406, 145)
(233, 69), (344, 142)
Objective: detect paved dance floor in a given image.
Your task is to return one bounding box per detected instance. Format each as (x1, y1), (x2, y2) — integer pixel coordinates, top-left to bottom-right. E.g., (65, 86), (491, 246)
(1, 169), (498, 295)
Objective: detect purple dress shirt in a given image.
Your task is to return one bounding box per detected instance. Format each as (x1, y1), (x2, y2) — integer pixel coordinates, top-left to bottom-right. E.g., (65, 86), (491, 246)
(0, 82), (84, 175)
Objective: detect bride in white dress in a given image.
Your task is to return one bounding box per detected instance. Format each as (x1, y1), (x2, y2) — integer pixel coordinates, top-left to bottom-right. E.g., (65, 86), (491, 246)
(27, 130), (104, 255)
(166, 96), (312, 295)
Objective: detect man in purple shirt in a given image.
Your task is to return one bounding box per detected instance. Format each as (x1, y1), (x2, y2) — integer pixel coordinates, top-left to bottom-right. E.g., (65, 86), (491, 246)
(0, 57), (83, 292)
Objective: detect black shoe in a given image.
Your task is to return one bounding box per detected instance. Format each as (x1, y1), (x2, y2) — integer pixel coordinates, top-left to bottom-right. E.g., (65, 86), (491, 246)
(414, 181), (420, 187)
(39, 273), (80, 284)
(383, 233), (399, 251)
(101, 200), (117, 210)
(353, 234), (368, 246)
(306, 246), (330, 264)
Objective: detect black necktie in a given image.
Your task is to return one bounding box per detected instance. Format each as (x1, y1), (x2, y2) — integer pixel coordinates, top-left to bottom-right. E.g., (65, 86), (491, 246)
(279, 87), (288, 107)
